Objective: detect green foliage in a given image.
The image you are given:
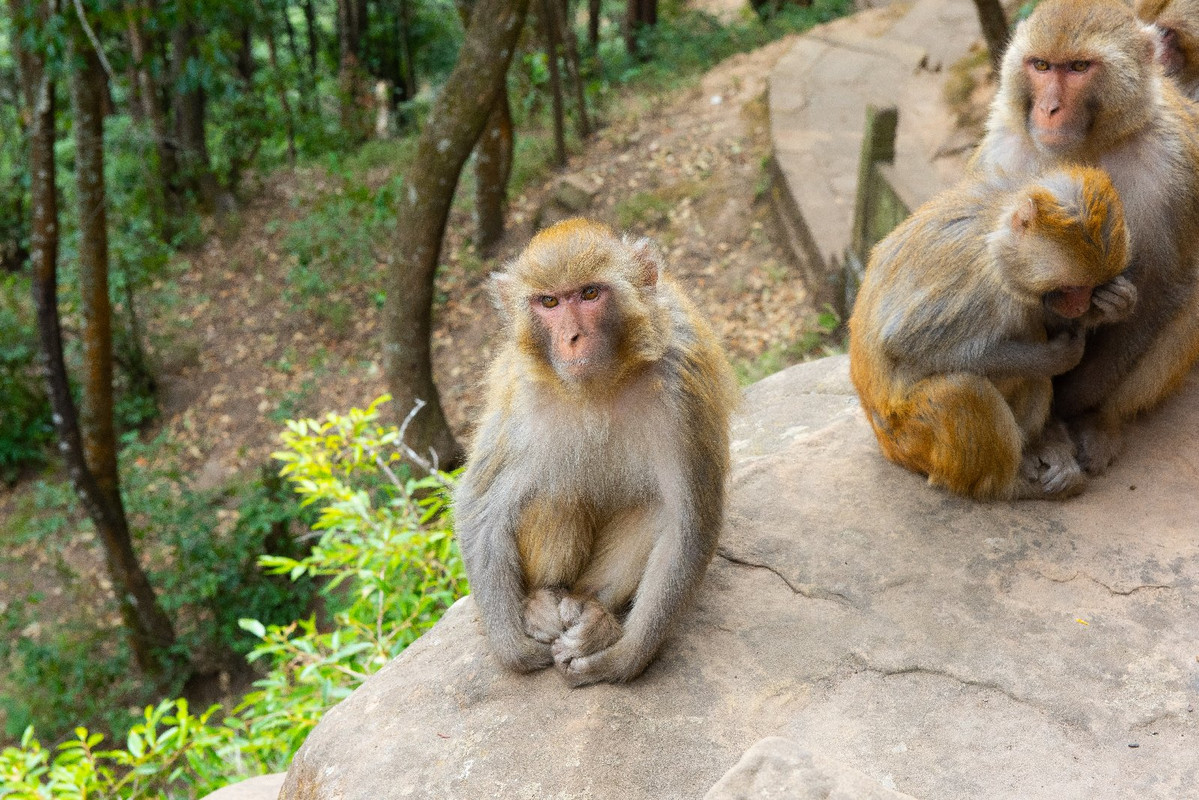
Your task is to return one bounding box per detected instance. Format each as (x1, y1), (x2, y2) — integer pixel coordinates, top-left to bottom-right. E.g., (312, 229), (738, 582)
(0, 274), (52, 483)
(0, 436), (315, 744)
(0, 398), (465, 798)
(735, 306), (842, 385)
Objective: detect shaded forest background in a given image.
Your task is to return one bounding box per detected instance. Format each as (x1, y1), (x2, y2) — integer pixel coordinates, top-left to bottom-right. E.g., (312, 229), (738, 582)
(0, 0), (862, 765)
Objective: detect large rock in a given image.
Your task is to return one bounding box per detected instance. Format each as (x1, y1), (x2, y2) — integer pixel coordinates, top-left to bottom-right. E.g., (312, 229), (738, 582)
(280, 355), (1199, 799)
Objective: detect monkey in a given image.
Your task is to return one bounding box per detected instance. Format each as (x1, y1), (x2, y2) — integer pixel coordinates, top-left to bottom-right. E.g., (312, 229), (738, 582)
(849, 166), (1136, 501)
(1137, 0), (1199, 100)
(971, 0), (1199, 474)
(454, 218), (739, 686)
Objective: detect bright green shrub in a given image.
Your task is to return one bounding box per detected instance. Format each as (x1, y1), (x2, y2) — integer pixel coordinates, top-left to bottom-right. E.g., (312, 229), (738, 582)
(0, 396), (466, 798)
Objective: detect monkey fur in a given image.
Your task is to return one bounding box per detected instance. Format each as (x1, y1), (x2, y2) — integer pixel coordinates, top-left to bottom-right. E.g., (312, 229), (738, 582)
(454, 218), (739, 686)
(972, 0), (1199, 474)
(850, 167), (1135, 501)
(1138, 0), (1199, 100)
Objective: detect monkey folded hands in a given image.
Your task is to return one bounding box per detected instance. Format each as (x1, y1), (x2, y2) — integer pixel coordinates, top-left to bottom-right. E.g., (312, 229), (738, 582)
(455, 219), (739, 686)
(849, 166), (1135, 501)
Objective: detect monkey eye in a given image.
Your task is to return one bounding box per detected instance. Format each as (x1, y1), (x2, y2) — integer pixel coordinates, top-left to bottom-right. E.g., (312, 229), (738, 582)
(1031, 58), (1050, 71)
(1069, 60), (1091, 72)
(580, 285), (600, 301)
(540, 296), (559, 309)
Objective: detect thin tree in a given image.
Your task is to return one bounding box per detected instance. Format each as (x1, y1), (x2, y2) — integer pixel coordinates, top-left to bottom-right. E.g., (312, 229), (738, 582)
(171, 0), (221, 209)
(384, 0), (531, 469)
(588, 0), (600, 50)
(542, 0), (567, 167)
(13, 0), (177, 676)
(257, 0), (298, 164)
(455, 0), (515, 253)
(551, 0), (590, 140)
(971, 0), (1009, 71)
(126, 0), (182, 230)
(625, 0), (656, 57)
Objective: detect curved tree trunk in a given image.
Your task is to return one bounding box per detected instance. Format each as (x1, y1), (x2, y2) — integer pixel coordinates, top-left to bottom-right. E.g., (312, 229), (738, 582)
(384, 0), (530, 470)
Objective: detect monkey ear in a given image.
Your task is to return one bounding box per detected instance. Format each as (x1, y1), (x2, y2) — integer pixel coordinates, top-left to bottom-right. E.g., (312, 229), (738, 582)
(1011, 195), (1038, 234)
(489, 272), (518, 314)
(628, 237), (662, 288)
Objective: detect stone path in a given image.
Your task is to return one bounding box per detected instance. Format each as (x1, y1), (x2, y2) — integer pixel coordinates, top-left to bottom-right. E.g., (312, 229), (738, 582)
(768, 0), (980, 278)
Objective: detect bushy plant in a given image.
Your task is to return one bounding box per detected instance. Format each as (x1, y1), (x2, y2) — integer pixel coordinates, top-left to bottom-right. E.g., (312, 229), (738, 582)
(0, 273), (52, 483)
(0, 397), (466, 798)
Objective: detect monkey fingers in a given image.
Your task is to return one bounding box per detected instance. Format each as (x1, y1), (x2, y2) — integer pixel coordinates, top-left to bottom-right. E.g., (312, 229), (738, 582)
(523, 587), (569, 644)
(1090, 276), (1138, 324)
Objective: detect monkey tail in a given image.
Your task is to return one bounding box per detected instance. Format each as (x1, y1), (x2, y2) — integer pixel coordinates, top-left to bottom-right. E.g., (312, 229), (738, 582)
(869, 373), (1025, 501)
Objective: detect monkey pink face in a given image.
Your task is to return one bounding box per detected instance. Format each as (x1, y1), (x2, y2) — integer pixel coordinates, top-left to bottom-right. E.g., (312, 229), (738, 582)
(1045, 285), (1093, 319)
(1026, 57), (1098, 151)
(530, 283), (615, 381)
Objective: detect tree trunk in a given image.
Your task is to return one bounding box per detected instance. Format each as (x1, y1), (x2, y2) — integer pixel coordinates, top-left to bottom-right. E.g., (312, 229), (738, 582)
(625, 0), (656, 56)
(127, 0), (182, 230)
(398, 0), (416, 103)
(588, 0), (599, 50)
(337, 0), (368, 139)
(303, 0), (320, 77)
(14, 0), (176, 676)
(542, 0), (567, 167)
(553, 0), (589, 140)
(384, 0), (530, 469)
(171, 3), (220, 209)
(455, 0), (514, 253)
(971, 0), (1009, 71)
(474, 89), (513, 254)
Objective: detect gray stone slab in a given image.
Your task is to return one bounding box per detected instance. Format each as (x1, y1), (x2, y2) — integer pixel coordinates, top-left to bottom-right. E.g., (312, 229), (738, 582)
(768, 0), (980, 270)
(200, 773), (284, 800)
(277, 355), (1199, 800)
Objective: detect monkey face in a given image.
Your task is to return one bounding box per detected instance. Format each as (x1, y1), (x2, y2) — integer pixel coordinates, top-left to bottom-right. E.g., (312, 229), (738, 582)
(1024, 57), (1099, 152)
(529, 283), (619, 383)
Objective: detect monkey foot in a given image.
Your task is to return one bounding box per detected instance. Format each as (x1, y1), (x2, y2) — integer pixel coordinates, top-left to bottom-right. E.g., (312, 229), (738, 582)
(552, 596), (623, 672)
(523, 588), (568, 644)
(1070, 417), (1124, 476)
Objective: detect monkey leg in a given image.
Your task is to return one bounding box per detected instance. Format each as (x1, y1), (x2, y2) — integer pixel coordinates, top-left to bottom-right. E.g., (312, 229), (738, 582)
(551, 595), (624, 670)
(572, 504), (659, 611)
(877, 374), (1034, 501)
(1079, 282), (1199, 474)
(1020, 416), (1086, 497)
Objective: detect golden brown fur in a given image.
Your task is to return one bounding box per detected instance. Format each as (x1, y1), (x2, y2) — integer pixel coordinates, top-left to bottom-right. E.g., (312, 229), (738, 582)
(974, 0), (1199, 473)
(850, 167), (1132, 500)
(456, 219), (738, 686)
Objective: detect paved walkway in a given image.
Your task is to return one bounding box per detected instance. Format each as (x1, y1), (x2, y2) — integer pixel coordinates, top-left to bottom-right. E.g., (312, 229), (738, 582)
(768, 0), (983, 294)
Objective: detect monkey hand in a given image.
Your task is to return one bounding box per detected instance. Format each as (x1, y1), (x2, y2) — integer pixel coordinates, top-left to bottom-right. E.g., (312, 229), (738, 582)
(1042, 330), (1087, 376)
(523, 588), (568, 644)
(1089, 276), (1138, 325)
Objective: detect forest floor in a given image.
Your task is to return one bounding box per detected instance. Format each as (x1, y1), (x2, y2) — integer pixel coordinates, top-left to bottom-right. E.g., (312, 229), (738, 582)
(139, 31), (830, 485)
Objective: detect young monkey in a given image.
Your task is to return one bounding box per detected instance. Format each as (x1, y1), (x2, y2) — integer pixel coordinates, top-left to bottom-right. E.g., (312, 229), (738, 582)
(454, 219), (739, 686)
(849, 166), (1136, 501)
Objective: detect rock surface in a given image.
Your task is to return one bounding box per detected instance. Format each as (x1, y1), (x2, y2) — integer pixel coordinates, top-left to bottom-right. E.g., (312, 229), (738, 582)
(768, 0), (980, 301)
(280, 355), (1199, 800)
(704, 737), (917, 799)
(200, 773), (285, 800)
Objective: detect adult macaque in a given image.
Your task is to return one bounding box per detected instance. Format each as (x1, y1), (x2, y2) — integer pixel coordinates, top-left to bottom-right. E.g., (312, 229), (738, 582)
(972, 0), (1199, 473)
(850, 167), (1135, 500)
(1137, 0), (1199, 100)
(455, 219), (739, 686)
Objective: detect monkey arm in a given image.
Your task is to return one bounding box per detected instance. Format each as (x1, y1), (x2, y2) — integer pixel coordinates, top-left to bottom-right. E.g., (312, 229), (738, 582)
(887, 328), (1085, 380)
(455, 448), (552, 672)
(1054, 250), (1187, 417)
